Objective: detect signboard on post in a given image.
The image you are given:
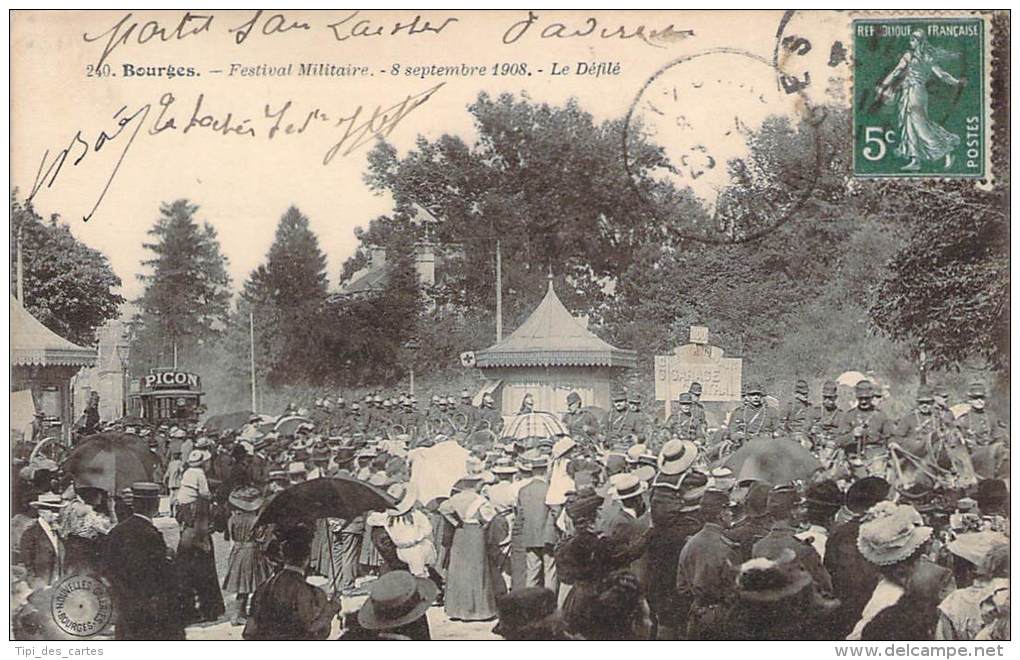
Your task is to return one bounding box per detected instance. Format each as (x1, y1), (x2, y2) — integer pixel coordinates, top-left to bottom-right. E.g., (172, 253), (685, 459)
(654, 340), (742, 417)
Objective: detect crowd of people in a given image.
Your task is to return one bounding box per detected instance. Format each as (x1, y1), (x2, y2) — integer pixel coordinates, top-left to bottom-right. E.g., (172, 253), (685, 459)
(9, 377), (1010, 641)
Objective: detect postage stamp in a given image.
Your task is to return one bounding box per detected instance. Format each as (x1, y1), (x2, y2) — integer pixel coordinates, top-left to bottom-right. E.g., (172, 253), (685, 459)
(853, 17), (985, 177)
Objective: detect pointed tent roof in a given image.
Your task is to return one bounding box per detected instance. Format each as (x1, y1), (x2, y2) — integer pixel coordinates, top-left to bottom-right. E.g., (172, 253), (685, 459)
(475, 280), (636, 369)
(11, 296), (97, 367)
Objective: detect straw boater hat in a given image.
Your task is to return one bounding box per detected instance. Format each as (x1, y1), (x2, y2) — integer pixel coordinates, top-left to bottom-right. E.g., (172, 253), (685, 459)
(287, 462), (307, 480)
(358, 570), (439, 630)
(491, 457), (518, 476)
(30, 492), (67, 510)
(633, 465), (657, 483)
(187, 449), (210, 466)
(229, 486), (265, 512)
(657, 439), (698, 476)
(735, 549), (812, 602)
(608, 473), (648, 502)
(857, 502), (933, 566)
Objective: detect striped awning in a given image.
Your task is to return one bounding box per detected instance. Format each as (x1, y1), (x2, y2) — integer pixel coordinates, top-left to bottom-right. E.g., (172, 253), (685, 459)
(474, 281), (636, 369)
(11, 296), (97, 368)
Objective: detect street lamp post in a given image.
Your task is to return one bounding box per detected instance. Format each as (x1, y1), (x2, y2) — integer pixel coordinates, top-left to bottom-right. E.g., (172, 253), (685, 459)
(115, 343), (131, 418)
(404, 339), (420, 395)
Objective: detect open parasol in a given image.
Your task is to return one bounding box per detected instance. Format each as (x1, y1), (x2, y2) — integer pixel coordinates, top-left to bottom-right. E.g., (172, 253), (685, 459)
(274, 415), (314, 436)
(254, 476), (395, 527)
(716, 437), (822, 486)
(501, 412), (569, 441)
(202, 410), (255, 433)
(63, 432), (160, 492)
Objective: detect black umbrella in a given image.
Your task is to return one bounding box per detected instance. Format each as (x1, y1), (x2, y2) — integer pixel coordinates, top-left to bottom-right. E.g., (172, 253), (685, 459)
(63, 432), (160, 492)
(254, 477), (395, 527)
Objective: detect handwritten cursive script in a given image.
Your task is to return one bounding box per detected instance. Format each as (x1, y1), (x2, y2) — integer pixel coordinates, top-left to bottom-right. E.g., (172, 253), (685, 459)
(501, 11), (694, 47)
(26, 84), (444, 222)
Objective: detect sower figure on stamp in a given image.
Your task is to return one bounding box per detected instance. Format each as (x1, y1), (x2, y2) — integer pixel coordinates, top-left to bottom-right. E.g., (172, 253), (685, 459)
(875, 29), (967, 171)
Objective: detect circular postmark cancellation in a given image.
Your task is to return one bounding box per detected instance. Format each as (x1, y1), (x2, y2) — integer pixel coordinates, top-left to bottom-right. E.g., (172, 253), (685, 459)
(622, 47), (825, 245)
(50, 575), (114, 637)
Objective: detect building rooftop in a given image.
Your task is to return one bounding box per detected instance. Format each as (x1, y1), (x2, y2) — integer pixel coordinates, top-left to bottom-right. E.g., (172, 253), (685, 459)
(11, 296), (97, 368)
(475, 280), (636, 369)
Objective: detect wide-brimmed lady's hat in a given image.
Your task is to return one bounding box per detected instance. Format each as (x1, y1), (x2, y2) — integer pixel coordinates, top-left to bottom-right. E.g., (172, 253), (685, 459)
(358, 571), (439, 630)
(387, 482), (418, 517)
(735, 550), (812, 602)
(187, 449), (210, 466)
(658, 439), (698, 475)
(229, 486), (264, 512)
(608, 473), (648, 502)
(857, 502), (933, 566)
(551, 437), (577, 460)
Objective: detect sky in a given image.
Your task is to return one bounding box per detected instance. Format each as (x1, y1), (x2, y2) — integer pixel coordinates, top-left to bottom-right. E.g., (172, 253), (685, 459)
(11, 10), (849, 301)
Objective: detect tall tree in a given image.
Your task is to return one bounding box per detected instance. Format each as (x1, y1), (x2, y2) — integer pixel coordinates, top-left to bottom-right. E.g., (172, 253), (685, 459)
(131, 199), (231, 372)
(245, 206), (330, 385)
(358, 92), (681, 321)
(10, 191), (124, 346)
(870, 181), (1008, 373)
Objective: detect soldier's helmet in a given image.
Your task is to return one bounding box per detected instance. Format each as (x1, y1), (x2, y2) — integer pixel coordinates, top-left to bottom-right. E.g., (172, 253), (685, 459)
(967, 382), (987, 399)
(689, 382), (703, 396)
(821, 381), (838, 398)
(611, 387), (628, 402)
(746, 382), (765, 396)
(677, 392), (693, 405)
(916, 385), (934, 403)
(854, 380), (875, 399)
(794, 380), (809, 397)
(567, 391), (582, 406)
(628, 392), (642, 405)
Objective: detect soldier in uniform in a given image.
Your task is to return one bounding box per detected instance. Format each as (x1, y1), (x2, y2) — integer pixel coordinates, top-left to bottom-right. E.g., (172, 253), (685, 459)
(688, 382), (707, 430)
(561, 392), (600, 444)
(604, 388), (637, 449)
(781, 380), (817, 444)
(666, 393), (707, 444)
(956, 382), (1005, 446)
(627, 393), (656, 448)
(811, 381), (843, 445)
(724, 382), (778, 450)
(455, 390), (477, 433)
(837, 380), (893, 477)
(474, 392), (503, 434)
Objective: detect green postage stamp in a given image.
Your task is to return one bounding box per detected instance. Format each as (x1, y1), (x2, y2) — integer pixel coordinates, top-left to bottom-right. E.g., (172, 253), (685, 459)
(853, 17), (985, 178)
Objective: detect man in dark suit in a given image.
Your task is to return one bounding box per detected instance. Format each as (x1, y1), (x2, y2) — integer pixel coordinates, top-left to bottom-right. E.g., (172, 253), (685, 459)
(752, 485), (833, 594)
(102, 482), (185, 640)
(244, 525), (339, 640)
(19, 493), (65, 586)
(823, 477), (890, 638)
(513, 452), (557, 591)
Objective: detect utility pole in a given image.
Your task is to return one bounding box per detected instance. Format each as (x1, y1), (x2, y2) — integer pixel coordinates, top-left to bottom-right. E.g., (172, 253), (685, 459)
(16, 224), (24, 302)
(249, 309), (257, 412)
(495, 239), (503, 342)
